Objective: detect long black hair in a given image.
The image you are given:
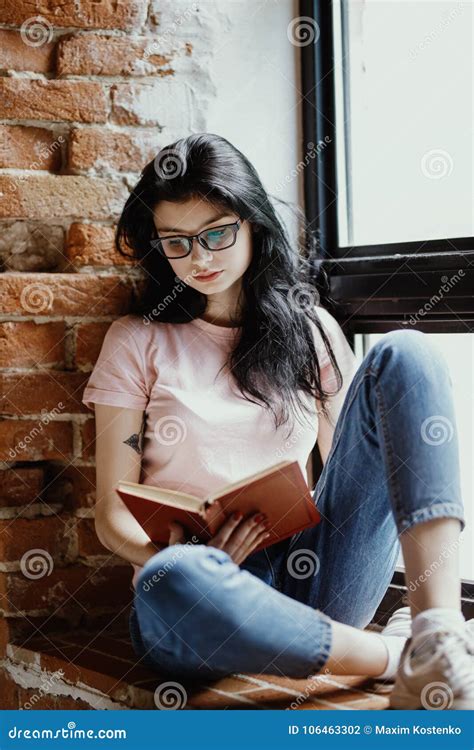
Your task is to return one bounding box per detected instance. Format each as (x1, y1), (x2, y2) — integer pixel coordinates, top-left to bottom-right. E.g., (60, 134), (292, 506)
(115, 133), (343, 438)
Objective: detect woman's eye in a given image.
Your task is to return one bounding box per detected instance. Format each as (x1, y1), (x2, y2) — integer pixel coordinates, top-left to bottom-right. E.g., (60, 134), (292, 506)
(207, 229), (225, 239)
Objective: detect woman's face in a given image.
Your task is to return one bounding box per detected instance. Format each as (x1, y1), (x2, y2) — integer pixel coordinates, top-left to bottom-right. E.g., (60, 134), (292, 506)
(152, 196), (253, 296)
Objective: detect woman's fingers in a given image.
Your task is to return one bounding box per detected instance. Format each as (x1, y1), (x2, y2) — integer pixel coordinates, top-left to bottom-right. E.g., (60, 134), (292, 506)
(221, 514), (269, 558)
(206, 512), (270, 563)
(208, 512), (246, 548)
(168, 521), (186, 546)
(233, 529), (271, 565)
(232, 518), (270, 557)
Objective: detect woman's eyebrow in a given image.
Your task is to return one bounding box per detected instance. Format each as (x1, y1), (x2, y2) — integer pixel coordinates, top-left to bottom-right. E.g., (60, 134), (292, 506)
(156, 213), (234, 234)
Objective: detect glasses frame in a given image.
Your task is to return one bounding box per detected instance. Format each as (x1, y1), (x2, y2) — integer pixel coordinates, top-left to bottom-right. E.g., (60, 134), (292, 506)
(152, 218), (242, 259)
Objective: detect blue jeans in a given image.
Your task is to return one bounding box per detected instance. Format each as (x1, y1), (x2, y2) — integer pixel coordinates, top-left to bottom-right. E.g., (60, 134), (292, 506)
(128, 330), (465, 680)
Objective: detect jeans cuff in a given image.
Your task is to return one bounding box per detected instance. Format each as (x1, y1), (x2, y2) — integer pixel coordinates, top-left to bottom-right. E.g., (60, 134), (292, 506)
(397, 502), (466, 535)
(304, 610), (333, 677)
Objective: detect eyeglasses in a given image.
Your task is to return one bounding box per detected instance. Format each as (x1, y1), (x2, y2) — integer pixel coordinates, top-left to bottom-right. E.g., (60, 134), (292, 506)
(152, 219), (242, 259)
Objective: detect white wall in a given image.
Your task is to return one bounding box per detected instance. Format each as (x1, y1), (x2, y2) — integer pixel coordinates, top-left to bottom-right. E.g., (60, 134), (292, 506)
(150, 0), (303, 235)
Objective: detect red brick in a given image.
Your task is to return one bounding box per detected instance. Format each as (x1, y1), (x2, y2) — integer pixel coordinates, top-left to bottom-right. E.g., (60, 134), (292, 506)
(43, 464), (96, 511)
(68, 127), (160, 173)
(0, 125), (63, 171)
(77, 518), (109, 556)
(2, 1), (147, 31)
(0, 419), (73, 462)
(57, 33), (175, 77)
(65, 222), (134, 267)
(0, 515), (74, 562)
(0, 321), (66, 368)
(75, 321), (111, 368)
(81, 418), (96, 461)
(0, 221), (65, 273)
(0, 371), (90, 416)
(0, 668), (20, 708)
(0, 174), (128, 220)
(0, 616), (12, 656)
(37, 642), (152, 699)
(0, 29), (55, 74)
(0, 466), (44, 508)
(1, 273), (140, 316)
(17, 688), (92, 710)
(0, 79), (108, 123)
(0, 564), (132, 615)
(5, 610), (91, 647)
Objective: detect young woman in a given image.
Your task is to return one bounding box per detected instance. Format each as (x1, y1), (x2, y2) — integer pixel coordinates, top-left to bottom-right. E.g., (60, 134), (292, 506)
(82, 133), (472, 710)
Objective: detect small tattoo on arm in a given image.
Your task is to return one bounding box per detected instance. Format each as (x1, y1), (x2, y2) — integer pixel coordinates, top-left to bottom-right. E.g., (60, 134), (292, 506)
(123, 413), (146, 455)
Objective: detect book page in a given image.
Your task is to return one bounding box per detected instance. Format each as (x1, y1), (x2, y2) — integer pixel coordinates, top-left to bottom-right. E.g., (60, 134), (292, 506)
(117, 482), (203, 512)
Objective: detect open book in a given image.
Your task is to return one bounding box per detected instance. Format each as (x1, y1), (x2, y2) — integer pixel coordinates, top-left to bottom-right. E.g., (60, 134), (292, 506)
(115, 460), (321, 553)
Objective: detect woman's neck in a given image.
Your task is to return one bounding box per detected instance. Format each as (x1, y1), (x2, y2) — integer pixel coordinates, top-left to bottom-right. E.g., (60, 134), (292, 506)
(202, 284), (244, 327)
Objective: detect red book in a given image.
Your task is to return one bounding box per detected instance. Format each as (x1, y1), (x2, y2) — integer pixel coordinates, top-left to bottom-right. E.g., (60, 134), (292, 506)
(115, 460), (320, 553)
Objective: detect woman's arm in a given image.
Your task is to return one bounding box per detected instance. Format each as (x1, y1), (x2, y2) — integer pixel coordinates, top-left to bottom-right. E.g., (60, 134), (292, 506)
(316, 401), (334, 467)
(94, 403), (163, 568)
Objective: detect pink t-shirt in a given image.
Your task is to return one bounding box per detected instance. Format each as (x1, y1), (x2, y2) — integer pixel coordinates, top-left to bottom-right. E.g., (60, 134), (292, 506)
(81, 306), (358, 588)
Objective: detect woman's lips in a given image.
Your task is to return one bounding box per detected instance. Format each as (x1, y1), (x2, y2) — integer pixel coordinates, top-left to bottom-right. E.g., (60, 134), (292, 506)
(194, 270), (223, 281)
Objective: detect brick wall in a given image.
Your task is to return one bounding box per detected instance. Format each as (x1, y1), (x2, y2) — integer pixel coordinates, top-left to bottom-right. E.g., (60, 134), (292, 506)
(0, 0), (207, 682)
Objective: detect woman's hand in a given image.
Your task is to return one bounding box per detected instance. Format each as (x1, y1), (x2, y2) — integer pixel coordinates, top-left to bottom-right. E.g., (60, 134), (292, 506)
(168, 511), (270, 565)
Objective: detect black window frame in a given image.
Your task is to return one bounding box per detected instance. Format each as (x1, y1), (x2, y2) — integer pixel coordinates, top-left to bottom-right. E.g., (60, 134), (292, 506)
(300, 0), (474, 337)
(300, 0), (474, 602)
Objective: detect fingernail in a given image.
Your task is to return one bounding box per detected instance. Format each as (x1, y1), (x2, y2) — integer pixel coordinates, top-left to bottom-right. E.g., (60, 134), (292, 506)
(254, 513), (266, 523)
(263, 532), (270, 538)
(262, 520), (271, 529)
(233, 511), (243, 521)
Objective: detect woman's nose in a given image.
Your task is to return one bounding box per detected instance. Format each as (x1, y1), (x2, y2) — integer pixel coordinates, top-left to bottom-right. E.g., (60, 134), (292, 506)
(191, 239), (213, 262)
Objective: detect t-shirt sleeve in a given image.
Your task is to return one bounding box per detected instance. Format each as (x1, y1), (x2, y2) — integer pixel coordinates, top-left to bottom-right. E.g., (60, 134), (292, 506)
(82, 316), (149, 411)
(312, 306), (359, 456)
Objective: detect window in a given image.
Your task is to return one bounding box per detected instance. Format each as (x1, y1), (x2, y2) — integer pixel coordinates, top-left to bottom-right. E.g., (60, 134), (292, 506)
(300, 0), (474, 585)
(334, 0), (473, 246)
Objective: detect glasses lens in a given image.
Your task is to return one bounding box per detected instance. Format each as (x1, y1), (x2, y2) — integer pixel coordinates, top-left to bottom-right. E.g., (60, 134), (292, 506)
(202, 225), (236, 250)
(160, 237), (190, 258)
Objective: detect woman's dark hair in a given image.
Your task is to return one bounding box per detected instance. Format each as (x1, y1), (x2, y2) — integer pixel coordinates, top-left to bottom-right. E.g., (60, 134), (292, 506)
(116, 133), (343, 438)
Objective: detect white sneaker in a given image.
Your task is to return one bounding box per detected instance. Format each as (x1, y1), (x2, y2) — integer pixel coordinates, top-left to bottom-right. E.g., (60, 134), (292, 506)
(382, 606), (412, 639)
(390, 619), (474, 710)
